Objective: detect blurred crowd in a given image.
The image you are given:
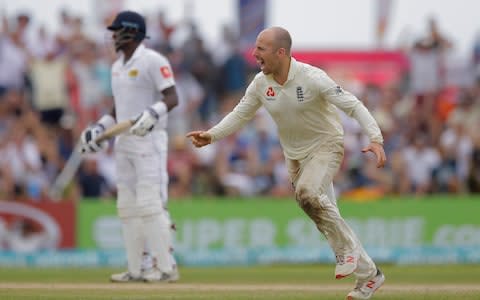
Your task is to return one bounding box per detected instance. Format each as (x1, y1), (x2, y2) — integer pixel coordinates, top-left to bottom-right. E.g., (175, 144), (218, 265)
(0, 10), (479, 202)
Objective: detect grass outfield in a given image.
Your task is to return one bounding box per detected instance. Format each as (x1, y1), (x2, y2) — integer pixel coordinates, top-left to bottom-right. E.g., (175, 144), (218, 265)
(0, 264), (479, 299)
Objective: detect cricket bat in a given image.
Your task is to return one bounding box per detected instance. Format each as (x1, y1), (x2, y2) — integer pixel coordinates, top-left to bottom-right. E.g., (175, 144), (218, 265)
(95, 119), (134, 143)
(49, 120), (134, 200)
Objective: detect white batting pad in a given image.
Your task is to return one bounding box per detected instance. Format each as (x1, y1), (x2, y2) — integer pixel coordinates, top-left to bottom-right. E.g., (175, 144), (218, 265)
(142, 213), (173, 273)
(121, 217), (144, 277)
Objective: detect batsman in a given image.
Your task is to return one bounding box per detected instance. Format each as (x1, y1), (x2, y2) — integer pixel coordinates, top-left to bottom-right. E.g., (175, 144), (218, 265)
(187, 27), (387, 300)
(80, 11), (179, 282)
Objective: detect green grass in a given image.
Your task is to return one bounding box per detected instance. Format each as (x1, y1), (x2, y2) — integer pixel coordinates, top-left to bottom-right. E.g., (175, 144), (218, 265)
(0, 264), (479, 299)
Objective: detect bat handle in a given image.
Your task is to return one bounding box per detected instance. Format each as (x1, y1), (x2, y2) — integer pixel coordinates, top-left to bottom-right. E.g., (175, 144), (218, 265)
(95, 135), (108, 144)
(94, 119), (134, 144)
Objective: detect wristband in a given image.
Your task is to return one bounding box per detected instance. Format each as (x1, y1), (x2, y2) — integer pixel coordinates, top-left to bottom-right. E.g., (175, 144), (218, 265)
(148, 101), (168, 119)
(97, 114), (116, 130)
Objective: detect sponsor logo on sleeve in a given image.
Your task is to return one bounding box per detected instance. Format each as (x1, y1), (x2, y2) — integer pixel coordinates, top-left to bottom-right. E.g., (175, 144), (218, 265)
(160, 66), (172, 78)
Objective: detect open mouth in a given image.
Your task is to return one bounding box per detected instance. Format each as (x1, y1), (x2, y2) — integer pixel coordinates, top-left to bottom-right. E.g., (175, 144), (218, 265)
(257, 58), (265, 69)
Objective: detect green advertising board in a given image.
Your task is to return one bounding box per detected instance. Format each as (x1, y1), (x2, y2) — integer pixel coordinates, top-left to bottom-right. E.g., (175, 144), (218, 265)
(76, 198), (480, 265)
(77, 201), (120, 249)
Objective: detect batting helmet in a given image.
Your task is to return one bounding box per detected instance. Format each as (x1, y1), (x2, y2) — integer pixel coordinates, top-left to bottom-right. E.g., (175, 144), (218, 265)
(107, 11), (148, 51)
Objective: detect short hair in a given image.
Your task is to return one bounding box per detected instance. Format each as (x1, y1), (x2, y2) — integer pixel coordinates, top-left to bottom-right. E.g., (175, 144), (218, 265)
(271, 27), (292, 55)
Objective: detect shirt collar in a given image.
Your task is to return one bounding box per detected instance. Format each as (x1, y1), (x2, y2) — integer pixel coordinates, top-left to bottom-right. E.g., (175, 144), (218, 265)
(120, 44), (146, 66)
(266, 57), (298, 86)
(286, 57), (298, 83)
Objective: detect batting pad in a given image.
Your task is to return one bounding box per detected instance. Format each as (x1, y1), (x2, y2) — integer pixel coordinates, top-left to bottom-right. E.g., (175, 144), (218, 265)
(121, 217), (144, 277)
(143, 208), (178, 270)
(117, 183), (163, 218)
(142, 213), (173, 273)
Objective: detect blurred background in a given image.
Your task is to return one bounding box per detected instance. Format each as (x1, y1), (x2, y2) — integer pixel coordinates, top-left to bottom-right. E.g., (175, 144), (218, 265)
(0, 0), (479, 268)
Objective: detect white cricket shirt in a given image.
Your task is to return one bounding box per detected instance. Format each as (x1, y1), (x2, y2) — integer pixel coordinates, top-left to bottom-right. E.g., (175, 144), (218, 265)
(111, 44), (175, 153)
(208, 58), (383, 160)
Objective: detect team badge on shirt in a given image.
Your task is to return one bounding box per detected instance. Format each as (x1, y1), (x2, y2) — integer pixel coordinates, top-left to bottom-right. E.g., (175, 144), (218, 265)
(160, 66), (172, 78)
(335, 86), (344, 95)
(265, 86), (276, 101)
(128, 69), (139, 77)
(296, 86), (304, 102)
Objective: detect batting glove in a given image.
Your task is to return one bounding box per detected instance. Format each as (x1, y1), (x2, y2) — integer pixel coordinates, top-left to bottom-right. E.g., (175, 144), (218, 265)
(130, 102), (167, 137)
(80, 124), (108, 153)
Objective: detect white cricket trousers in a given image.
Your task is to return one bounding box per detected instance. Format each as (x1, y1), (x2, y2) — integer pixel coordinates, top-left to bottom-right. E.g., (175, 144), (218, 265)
(286, 141), (377, 280)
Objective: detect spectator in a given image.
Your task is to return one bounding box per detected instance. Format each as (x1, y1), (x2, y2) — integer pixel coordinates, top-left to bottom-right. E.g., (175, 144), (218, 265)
(215, 25), (248, 113)
(467, 146), (480, 193)
(0, 30), (30, 93)
(181, 32), (219, 122)
(440, 114), (474, 189)
(77, 156), (112, 198)
(215, 132), (256, 196)
(0, 119), (47, 201)
(388, 149), (410, 195)
(148, 10), (175, 53)
(402, 135), (441, 195)
(268, 145), (293, 197)
(29, 49), (69, 126)
(168, 135), (196, 198)
(431, 144), (459, 193)
(166, 48), (205, 137)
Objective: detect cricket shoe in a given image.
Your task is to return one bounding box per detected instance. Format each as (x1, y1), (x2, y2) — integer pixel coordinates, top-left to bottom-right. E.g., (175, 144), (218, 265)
(142, 267), (179, 283)
(335, 253), (359, 279)
(169, 265), (180, 282)
(110, 271), (142, 283)
(346, 268), (385, 300)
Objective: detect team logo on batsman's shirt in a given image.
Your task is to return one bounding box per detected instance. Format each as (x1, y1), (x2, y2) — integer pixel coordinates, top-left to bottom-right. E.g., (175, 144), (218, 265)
(160, 66), (172, 78)
(128, 69), (139, 77)
(265, 86), (276, 101)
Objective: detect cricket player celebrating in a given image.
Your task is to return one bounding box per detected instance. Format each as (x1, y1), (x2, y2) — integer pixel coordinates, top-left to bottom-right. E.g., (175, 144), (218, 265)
(187, 27), (386, 299)
(80, 10), (179, 283)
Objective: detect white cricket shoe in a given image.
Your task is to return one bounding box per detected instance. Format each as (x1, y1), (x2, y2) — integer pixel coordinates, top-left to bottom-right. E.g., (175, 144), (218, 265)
(142, 267), (180, 283)
(335, 253), (358, 279)
(110, 271), (142, 283)
(168, 266), (180, 282)
(346, 268), (385, 300)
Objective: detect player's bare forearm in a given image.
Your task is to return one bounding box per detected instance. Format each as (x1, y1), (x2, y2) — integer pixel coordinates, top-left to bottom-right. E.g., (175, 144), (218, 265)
(162, 86), (179, 111)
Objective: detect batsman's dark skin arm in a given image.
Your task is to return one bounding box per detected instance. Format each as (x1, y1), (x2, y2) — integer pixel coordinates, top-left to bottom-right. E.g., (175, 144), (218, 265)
(161, 86), (179, 112)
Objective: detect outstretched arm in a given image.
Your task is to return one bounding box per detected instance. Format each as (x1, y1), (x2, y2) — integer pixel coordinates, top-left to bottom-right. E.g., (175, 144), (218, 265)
(187, 80), (262, 146)
(186, 131), (212, 148)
